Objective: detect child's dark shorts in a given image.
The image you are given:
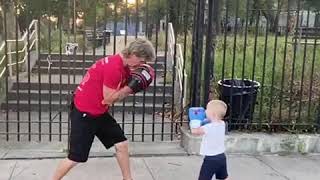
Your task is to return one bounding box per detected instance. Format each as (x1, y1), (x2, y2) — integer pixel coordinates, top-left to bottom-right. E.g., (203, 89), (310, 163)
(199, 153), (228, 180)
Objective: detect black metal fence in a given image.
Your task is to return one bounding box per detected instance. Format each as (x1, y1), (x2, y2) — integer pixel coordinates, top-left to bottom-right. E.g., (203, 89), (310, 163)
(0, 0), (320, 143)
(0, 0), (187, 142)
(190, 0), (320, 132)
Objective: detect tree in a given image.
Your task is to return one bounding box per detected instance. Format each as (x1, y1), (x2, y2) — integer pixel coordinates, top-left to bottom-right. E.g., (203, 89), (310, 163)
(305, 0), (320, 10)
(222, 0), (300, 32)
(0, 0), (185, 34)
(0, 0), (70, 40)
(259, 0), (287, 32)
(0, 0), (19, 39)
(306, 0), (320, 26)
(22, 0), (68, 27)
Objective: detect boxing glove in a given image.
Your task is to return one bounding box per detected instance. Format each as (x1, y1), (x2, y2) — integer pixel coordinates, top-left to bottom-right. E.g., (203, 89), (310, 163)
(188, 107), (206, 128)
(127, 64), (154, 93)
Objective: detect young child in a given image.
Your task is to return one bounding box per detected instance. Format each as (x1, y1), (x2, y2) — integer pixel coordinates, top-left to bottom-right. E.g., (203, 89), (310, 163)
(191, 100), (229, 180)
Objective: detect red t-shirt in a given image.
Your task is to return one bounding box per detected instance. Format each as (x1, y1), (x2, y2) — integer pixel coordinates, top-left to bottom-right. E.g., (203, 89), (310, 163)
(74, 54), (130, 116)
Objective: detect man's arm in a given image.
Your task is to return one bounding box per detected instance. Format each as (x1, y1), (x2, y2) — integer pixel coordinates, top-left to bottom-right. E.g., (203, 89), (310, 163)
(101, 64), (154, 105)
(191, 127), (205, 136)
(102, 85), (132, 105)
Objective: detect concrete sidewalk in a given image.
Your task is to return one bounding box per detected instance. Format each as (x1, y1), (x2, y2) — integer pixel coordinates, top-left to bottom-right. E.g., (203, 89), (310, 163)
(0, 154), (319, 180)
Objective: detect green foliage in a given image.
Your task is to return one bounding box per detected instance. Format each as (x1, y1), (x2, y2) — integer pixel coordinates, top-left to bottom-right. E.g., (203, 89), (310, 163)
(145, 0), (167, 25)
(39, 21), (88, 53)
(151, 31), (167, 51)
(20, 0), (68, 18)
(305, 0), (320, 11)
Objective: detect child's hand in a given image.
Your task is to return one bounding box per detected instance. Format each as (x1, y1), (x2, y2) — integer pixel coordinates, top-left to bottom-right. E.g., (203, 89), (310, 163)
(190, 120), (201, 129)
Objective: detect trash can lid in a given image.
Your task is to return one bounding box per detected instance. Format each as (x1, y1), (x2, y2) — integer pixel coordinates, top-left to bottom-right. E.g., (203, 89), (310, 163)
(218, 79), (260, 88)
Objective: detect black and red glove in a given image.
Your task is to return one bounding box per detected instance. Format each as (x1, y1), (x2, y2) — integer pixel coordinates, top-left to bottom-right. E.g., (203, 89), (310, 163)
(127, 64), (154, 93)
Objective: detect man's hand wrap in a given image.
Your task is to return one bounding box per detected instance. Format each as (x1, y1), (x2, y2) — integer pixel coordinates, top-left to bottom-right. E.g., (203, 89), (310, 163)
(127, 64), (154, 93)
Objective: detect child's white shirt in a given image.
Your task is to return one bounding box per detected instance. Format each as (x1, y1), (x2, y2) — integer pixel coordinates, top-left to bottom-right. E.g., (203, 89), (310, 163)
(200, 121), (225, 156)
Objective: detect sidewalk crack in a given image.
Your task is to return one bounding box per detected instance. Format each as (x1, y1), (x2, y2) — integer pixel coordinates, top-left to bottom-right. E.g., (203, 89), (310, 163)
(142, 158), (156, 180)
(254, 156), (290, 180)
(8, 162), (18, 180)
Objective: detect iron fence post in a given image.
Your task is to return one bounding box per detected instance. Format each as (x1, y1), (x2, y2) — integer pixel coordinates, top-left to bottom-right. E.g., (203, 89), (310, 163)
(203, 0), (216, 107)
(191, 0), (205, 107)
(317, 101), (320, 133)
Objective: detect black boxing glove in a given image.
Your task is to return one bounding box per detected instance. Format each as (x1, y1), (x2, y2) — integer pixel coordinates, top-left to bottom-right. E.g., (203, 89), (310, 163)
(127, 64), (154, 93)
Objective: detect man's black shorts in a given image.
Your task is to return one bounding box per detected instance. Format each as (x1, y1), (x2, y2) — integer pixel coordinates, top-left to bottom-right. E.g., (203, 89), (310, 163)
(68, 106), (127, 162)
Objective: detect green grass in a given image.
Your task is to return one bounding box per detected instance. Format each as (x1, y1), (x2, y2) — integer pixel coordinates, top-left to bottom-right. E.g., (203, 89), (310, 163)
(178, 33), (320, 132)
(151, 31), (167, 52)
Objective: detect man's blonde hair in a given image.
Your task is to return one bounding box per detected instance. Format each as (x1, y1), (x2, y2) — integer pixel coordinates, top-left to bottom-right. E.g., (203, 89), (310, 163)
(206, 100), (227, 119)
(121, 38), (156, 62)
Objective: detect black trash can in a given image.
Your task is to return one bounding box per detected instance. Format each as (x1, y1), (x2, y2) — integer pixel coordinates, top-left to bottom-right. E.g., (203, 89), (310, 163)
(218, 79), (260, 129)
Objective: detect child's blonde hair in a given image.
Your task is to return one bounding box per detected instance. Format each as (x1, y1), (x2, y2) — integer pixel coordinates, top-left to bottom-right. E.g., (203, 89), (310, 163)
(121, 38), (156, 62)
(206, 100), (227, 119)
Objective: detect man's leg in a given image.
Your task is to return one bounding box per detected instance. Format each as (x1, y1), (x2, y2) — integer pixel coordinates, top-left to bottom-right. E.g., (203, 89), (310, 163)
(96, 112), (132, 180)
(115, 140), (132, 180)
(52, 106), (95, 180)
(52, 158), (78, 180)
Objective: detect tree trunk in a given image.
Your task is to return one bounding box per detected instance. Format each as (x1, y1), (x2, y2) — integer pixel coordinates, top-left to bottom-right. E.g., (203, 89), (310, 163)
(315, 12), (320, 27)
(169, 0), (178, 32)
(213, 0), (222, 35)
(0, 1), (3, 41)
(1, 0), (20, 40)
(0, 4), (3, 41)
(267, 9), (281, 33)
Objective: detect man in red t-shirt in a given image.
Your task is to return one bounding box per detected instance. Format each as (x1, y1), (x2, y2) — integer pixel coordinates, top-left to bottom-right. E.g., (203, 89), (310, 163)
(52, 39), (155, 180)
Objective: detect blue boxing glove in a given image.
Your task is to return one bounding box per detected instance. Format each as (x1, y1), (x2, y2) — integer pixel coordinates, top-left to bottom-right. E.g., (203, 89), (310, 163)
(188, 107), (206, 128)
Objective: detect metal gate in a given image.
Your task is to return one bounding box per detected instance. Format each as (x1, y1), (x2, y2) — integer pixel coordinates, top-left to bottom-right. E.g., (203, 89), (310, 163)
(190, 0), (320, 132)
(0, 0), (192, 142)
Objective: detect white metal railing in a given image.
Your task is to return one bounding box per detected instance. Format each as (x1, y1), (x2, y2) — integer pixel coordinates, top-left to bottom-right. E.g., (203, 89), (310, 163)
(168, 23), (175, 60)
(168, 23), (188, 107)
(0, 20), (39, 78)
